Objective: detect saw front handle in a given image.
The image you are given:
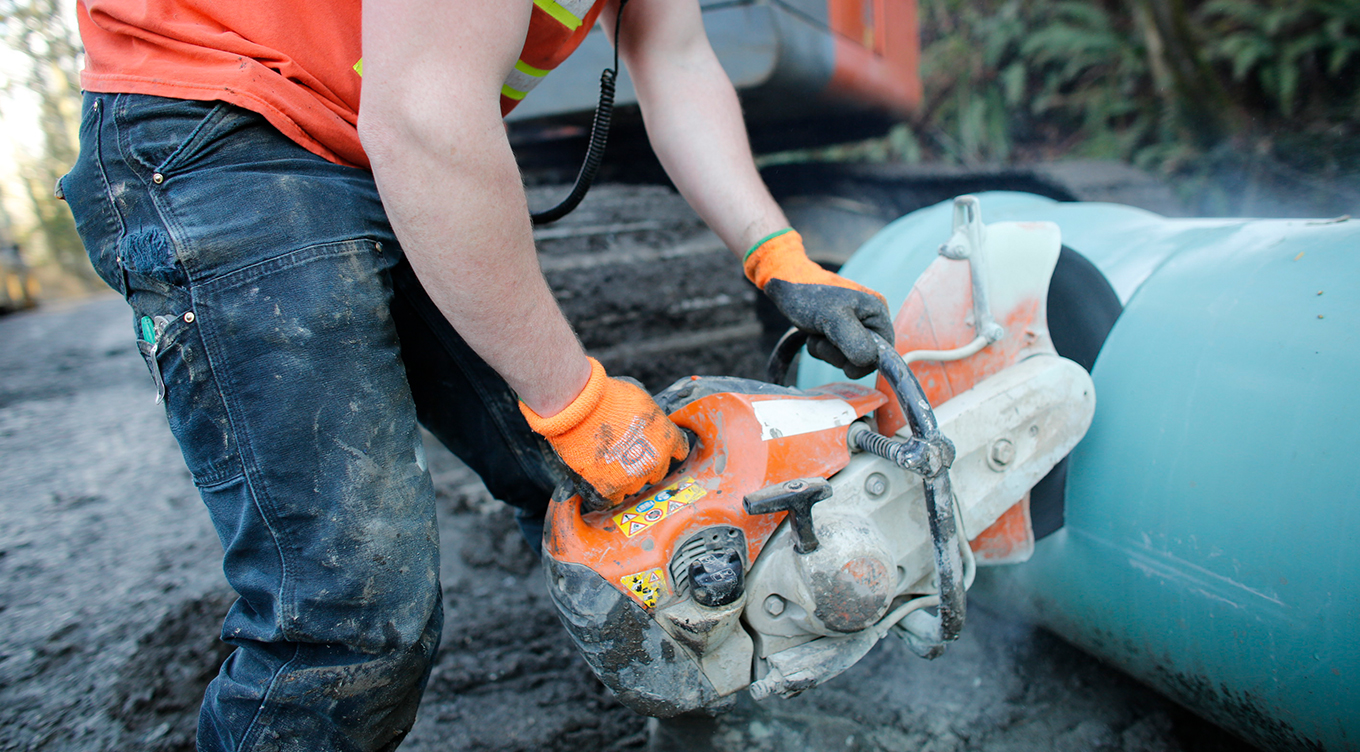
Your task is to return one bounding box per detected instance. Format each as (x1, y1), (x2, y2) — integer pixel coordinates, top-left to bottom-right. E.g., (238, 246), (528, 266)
(765, 328), (967, 655)
(864, 332), (965, 655)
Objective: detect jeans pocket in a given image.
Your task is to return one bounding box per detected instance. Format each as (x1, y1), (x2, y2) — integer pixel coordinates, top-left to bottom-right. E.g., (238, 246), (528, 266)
(148, 304), (243, 487)
(118, 239), (240, 485)
(113, 94), (247, 181)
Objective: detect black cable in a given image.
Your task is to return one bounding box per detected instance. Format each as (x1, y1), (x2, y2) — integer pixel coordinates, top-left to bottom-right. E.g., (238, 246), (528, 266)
(529, 0), (629, 226)
(765, 327), (807, 385)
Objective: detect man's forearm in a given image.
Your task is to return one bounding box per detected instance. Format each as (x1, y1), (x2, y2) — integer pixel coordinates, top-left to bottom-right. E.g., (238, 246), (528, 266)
(359, 0), (590, 418)
(610, 0), (789, 257)
(610, 0), (894, 380)
(366, 127), (590, 417)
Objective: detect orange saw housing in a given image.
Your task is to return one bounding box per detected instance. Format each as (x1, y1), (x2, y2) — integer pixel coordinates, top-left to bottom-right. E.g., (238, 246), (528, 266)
(544, 382), (887, 611)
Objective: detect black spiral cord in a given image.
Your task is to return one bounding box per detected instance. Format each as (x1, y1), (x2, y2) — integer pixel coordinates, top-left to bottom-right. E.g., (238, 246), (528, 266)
(529, 0), (629, 226)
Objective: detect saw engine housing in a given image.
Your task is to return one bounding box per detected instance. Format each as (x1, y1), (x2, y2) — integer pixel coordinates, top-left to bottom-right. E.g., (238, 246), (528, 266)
(542, 197), (1096, 716)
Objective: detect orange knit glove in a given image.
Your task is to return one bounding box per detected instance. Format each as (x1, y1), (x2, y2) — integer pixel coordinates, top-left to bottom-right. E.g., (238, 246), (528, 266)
(746, 229), (894, 379)
(520, 358), (689, 511)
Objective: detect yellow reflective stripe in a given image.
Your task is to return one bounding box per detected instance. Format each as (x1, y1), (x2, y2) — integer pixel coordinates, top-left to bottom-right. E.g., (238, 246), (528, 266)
(504, 59), (549, 100)
(353, 58), (363, 76)
(557, 0), (595, 18)
(533, 0), (582, 30)
(515, 59), (549, 78)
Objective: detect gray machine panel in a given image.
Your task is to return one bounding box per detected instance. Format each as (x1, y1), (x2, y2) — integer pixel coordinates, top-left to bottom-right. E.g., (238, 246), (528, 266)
(506, 3), (833, 124)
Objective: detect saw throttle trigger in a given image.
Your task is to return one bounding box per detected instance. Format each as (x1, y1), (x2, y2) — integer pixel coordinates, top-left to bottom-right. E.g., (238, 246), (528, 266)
(743, 478), (832, 554)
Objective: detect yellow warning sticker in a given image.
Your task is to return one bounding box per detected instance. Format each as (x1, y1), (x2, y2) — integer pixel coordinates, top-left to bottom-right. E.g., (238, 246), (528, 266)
(612, 477), (706, 538)
(620, 568), (668, 609)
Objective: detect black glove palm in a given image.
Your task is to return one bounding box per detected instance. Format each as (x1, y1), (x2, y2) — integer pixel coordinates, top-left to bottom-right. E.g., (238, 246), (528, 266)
(764, 278), (894, 379)
(745, 229), (895, 379)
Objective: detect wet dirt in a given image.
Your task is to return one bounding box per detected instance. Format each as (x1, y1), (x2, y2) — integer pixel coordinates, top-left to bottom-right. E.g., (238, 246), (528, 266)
(0, 294), (1257, 752)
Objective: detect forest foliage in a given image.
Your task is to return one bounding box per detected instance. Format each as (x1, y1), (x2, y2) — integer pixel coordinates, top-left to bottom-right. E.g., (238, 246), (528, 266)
(0, 0), (89, 289)
(912, 0), (1359, 206)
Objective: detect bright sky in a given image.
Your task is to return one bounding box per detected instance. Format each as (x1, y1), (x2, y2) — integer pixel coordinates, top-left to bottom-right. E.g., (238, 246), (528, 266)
(1, 0), (81, 238)
(1, 69), (45, 239)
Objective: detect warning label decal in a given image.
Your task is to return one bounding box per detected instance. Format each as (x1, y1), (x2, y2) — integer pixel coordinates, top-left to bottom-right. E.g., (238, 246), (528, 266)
(612, 477), (706, 538)
(620, 568), (668, 609)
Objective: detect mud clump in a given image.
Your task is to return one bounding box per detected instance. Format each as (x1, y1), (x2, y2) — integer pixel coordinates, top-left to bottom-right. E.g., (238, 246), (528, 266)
(108, 589), (237, 751)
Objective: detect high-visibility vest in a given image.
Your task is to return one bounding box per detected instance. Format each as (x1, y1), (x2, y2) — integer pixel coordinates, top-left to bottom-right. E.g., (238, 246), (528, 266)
(501, 0), (609, 116)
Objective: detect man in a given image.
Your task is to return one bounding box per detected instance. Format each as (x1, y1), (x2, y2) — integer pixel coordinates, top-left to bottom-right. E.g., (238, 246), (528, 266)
(61, 0), (893, 749)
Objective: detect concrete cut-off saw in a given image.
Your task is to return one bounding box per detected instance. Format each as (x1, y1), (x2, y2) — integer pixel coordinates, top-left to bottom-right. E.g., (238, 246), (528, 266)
(542, 196), (1096, 716)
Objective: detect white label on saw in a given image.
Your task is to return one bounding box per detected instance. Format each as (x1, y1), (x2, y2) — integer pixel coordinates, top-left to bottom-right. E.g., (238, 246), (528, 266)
(752, 398), (856, 441)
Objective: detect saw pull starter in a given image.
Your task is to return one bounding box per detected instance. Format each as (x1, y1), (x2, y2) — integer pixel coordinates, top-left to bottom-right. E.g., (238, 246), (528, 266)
(540, 200), (1096, 717)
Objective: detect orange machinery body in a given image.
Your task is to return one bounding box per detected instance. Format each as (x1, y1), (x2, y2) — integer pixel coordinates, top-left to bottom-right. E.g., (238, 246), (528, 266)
(824, 0), (922, 117)
(544, 383), (887, 611)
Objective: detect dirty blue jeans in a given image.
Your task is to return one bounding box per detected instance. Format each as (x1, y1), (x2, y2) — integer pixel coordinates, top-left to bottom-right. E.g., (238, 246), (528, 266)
(60, 93), (560, 752)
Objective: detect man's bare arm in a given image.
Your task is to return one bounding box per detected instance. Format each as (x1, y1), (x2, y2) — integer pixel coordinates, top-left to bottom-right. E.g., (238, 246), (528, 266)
(358, 0), (591, 418)
(607, 0), (896, 376)
(602, 0), (790, 257)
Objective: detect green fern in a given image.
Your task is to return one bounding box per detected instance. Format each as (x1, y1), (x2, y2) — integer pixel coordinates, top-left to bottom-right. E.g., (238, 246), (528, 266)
(911, 0), (1358, 183)
(1196, 0), (1359, 118)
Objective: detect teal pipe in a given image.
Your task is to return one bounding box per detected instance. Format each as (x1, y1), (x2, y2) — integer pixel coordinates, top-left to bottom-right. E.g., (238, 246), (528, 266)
(801, 193), (1360, 750)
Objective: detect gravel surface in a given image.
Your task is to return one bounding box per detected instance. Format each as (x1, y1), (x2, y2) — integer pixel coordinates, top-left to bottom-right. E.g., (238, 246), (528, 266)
(0, 294), (1260, 752)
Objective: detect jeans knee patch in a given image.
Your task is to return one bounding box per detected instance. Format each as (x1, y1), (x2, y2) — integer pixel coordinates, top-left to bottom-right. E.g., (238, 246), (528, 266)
(204, 602), (441, 752)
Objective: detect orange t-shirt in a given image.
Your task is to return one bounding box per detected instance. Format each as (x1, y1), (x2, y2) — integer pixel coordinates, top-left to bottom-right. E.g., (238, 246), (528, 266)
(77, 0), (607, 171)
(79, 0), (368, 168)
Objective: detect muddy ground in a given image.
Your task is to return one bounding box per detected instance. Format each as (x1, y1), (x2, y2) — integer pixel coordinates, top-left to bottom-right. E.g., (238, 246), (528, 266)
(1, 295), (1259, 750)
